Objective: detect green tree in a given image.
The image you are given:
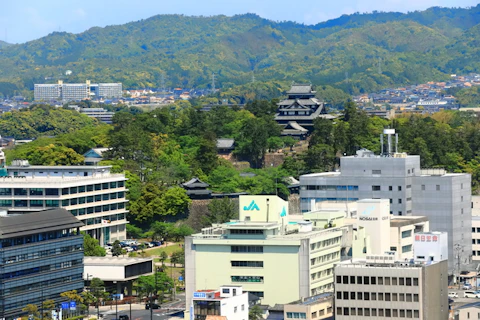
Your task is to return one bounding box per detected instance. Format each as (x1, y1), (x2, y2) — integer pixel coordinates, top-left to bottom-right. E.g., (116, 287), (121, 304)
(112, 240), (123, 257)
(126, 224), (144, 239)
(135, 271), (173, 298)
(83, 233), (106, 257)
(42, 299), (56, 319)
(170, 250), (185, 267)
(22, 304), (39, 319)
(160, 251), (168, 266)
(195, 137), (219, 175)
(204, 197), (238, 226)
(158, 187), (192, 217)
(249, 305), (263, 320)
(302, 144), (335, 172)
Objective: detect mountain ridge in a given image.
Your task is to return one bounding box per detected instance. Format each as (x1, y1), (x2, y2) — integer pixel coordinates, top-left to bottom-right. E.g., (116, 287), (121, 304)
(0, 6), (479, 97)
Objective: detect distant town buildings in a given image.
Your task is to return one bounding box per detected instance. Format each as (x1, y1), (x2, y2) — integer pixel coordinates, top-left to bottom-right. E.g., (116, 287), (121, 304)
(34, 80), (122, 102)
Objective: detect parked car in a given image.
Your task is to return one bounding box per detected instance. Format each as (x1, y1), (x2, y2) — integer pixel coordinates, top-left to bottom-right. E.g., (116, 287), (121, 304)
(463, 283), (473, 290)
(130, 245), (139, 251)
(144, 242), (154, 248)
(463, 290), (480, 298)
(145, 303), (160, 310)
(448, 292), (458, 298)
(124, 246), (134, 252)
(151, 241), (162, 247)
(112, 315), (129, 320)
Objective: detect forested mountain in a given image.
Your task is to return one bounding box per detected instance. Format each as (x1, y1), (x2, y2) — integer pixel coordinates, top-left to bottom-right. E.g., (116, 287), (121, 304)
(0, 41), (10, 49)
(0, 5), (479, 97)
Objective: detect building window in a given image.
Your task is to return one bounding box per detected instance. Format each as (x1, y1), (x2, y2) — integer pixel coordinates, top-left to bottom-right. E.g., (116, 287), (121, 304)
(29, 188), (43, 196)
(389, 186), (393, 191)
(372, 170), (381, 174)
(398, 186), (402, 191)
(343, 292), (348, 300)
(234, 307), (237, 313)
(249, 291), (264, 298)
(231, 261), (263, 268)
(378, 277), (383, 285)
(392, 277), (398, 285)
(401, 230), (412, 238)
(413, 278), (419, 286)
(343, 276), (349, 284)
(436, 185), (440, 191)
(231, 246), (263, 253)
(45, 188), (59, 196)
(231, 276), (263, 283)
(14, 188), (27, 196)
(398, 199), (402, 204)
(402, 245), (412, 253)
(372, 186), (381, 191)
(421, 185), (425, 191)
(286, 313), (306, 319)
(399, 277), (405, 285)
(390, 247), (397, 252)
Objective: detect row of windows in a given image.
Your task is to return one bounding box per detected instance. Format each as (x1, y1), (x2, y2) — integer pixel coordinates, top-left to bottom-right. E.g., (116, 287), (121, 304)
(69, 202), (126, 216)
(311, 252), (339, 266)
(304, 185), (359, 191)
(249, 291), (264, 298)
(0, 259), (83, 280)
(231, 246), (263, 253)
(0, 188), (60, 196)
(311, 267), (333, 281)
(231, 276), (263, 283)
(372, 186), (403, 191)
(402, 230), (412, 238)
(0, 199), (61, 208)
(1, 273), (83, 299)
(286, 312), (306, 319)
(336, 307), (419, 318)
(301, 198), (359, 204)
(0, 229), (79, 249)
(62, 192), (125, 206)
(83, 214), (125, 225)
(336, 291), (419, 302)
(230, 229), (263, 235)
(421, 185), (441, 191)
(336, 275), (419, 286)
(231, 261), (264, 268)
(61, 181), (124, 195)
(472, 228), (480, 233)
(310, 237), (341, 251)
(2, 244), (83, 264)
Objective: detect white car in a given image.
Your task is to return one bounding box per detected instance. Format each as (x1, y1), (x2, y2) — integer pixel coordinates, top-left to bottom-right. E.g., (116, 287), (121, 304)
(448, 292), (458, 298)
(144, 242), (154, 248)
(124, 246), (134, 252)
(464, 291), (480, 298)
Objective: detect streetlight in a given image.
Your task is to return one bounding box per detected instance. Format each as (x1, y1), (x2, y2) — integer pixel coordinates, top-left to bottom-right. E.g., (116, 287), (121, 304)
(113, 281), (118, 320)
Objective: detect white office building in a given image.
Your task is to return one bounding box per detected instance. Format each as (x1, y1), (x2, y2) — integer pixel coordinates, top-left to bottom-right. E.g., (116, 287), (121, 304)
(300, 130), (472, 272)
(0, 160), (128, 244)
(334, 256), (449, 320)
(191, 286), (249, 320)
(34, 80), (122, 101)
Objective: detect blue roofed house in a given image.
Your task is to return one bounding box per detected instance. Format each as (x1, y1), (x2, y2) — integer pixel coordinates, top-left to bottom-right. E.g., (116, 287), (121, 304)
(83, 148), (110, 166)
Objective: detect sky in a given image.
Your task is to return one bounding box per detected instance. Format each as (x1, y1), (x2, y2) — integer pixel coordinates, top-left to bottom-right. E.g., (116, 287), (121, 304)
(1, 0), (478, 44)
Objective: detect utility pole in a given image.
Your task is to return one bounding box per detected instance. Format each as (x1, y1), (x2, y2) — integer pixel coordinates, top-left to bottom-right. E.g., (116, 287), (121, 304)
(455, 244), (464, 290)
(211, 73), (216, 94)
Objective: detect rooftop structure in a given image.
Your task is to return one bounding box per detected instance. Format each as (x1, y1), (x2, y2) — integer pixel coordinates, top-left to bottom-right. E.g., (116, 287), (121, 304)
(284, 293), (334, 320)
(0, 209), (84, 319)
(191, 286), (249, 320)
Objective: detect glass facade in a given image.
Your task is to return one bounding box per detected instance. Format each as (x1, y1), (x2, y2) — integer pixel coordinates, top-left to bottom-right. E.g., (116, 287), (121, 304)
(0, 227), (83, 319)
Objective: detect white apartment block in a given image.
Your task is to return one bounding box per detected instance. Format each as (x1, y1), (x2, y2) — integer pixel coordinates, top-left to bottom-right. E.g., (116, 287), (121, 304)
(334, 257), (449, 320)
(0, 161), (128, 244)
(192, 286), (248, 320)
(34, 80), (122, 101)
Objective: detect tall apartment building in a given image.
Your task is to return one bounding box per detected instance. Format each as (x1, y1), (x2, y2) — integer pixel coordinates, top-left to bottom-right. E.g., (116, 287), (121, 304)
(185, 195), (343, 310)
(34, 80), (122, 101)
(334, 257), (449, 320)
(0, 160), (128, 244)
(0, 209), (84, 319)
(299, 132), (472, 273)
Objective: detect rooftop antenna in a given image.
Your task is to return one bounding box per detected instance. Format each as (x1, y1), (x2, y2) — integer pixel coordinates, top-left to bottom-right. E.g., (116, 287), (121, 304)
(160, 73), (166, 98)
(211, 73), (216, 93)
(382, 128), (397, 156)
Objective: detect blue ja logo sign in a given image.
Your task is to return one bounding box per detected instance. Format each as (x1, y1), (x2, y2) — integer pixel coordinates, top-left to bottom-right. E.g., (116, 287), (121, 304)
(280, 207), (287, 217)
(244, 200), (260, 211)
(361, 206), (375, 216)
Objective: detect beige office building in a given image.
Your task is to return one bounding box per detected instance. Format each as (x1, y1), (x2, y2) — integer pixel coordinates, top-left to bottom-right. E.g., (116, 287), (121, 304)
(284, 293), (334, 320)
(185, 195), (343, 310)
(334, 257), (448, 320)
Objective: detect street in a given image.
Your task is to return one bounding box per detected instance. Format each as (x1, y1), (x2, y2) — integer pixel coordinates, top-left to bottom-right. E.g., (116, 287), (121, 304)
(89, 294), (185, 320)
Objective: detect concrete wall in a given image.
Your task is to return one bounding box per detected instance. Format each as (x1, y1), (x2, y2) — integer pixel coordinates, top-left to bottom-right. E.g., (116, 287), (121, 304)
(422, 260), (449, 320)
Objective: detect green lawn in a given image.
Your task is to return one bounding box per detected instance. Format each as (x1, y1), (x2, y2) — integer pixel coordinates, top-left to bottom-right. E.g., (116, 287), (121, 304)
(145, 243), (183, 257)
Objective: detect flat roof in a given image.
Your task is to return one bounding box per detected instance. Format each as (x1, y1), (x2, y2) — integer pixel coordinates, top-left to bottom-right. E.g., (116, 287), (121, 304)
(7, 165), (112, 170)
(390, 216), (429, 227)
(0, 209), (83, 239)
(84, 256), (153, 267)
